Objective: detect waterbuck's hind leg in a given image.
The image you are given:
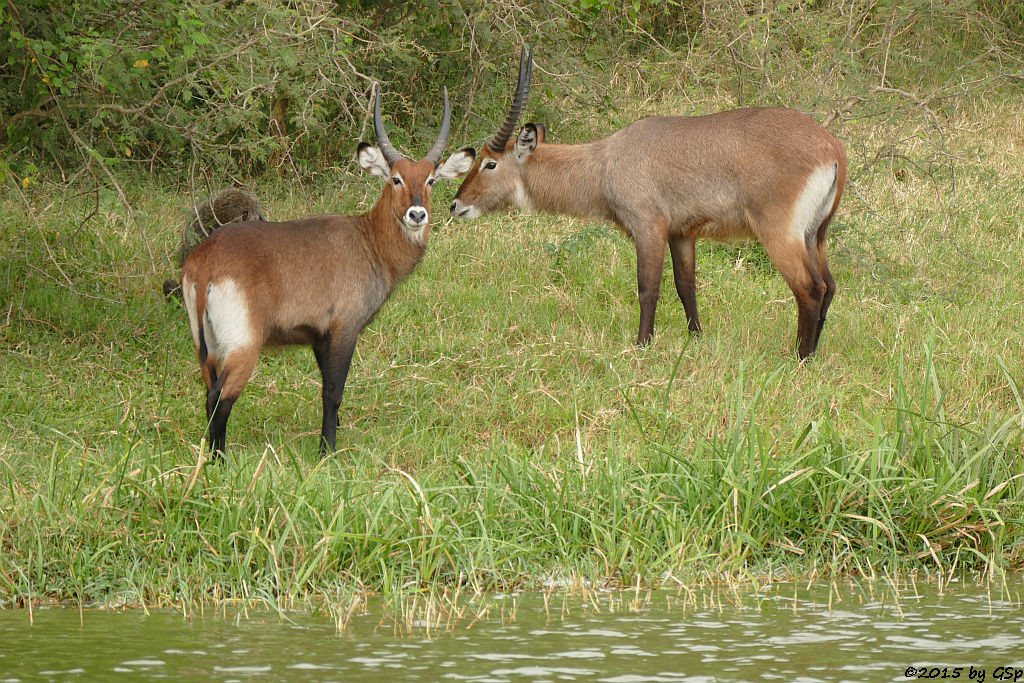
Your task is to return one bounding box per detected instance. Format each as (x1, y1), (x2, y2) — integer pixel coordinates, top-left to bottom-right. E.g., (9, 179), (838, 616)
(794, 265), (827, 360)
(812, 261), (836, 351)
(810, 212), (838, 352)
(756, 208), (827, 360)
(205, 348), (259, 458)
(773, 249), (826, 360)
(207, 393), (237, 459)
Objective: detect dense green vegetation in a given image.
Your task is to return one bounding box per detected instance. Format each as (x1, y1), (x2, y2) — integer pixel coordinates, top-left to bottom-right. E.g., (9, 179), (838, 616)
(1, 1), (1023, 610)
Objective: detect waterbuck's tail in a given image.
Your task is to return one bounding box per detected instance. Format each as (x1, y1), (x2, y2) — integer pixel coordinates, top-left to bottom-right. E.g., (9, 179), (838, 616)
(809, 159), (845, 267)
(180, 275), (209, 362)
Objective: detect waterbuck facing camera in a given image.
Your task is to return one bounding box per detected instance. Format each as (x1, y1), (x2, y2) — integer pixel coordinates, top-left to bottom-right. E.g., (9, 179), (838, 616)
(181, 87), (474, 457)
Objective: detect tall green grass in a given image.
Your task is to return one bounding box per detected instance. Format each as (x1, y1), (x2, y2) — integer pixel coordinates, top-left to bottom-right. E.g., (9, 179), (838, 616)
(4, 143), (1024, 608)
(2, 1), (1023, 610)
(1, 339), (1021, 608)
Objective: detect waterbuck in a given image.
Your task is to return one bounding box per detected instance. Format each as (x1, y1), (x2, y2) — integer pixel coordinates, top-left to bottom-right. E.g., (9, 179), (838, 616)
(181, 88), (474, 456)
(451, 48), (847, 359)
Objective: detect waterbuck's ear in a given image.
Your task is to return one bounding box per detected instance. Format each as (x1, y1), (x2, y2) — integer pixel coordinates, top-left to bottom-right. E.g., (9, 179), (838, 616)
(529, 123), (546, 144)
(357, 142), (390, 178)
(434, 147), (475, 180)
(514, 123), (543, 162)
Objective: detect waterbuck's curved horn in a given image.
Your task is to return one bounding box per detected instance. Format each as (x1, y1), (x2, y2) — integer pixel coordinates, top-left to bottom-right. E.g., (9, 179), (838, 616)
(373, 86), (404, 166)
(424, 87), (451, 165)
(487, 45), (533, 153)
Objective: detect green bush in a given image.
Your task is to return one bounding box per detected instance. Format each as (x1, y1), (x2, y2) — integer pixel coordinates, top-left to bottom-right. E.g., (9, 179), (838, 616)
(4, 0), (1018, 181)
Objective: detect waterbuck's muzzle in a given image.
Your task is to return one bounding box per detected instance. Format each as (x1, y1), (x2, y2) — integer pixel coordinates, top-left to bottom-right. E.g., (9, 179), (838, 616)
(404, 205), (428, 228)
(449, 198), (477, 220)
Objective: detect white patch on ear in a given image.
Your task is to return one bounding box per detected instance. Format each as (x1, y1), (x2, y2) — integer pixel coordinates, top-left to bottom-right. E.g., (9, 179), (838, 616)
(358, 145), (391, 178)
(434, 150), (475, 180)
(514, 127), (538, 163)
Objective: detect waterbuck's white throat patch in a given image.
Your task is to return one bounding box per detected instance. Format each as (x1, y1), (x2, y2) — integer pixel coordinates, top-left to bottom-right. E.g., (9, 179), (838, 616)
(400, 219), (428, 245)
(788, 163), (838, 242)
(513, 179), (533, 213)
(403, 225), (428, 245)
(204, 278), (253, 360)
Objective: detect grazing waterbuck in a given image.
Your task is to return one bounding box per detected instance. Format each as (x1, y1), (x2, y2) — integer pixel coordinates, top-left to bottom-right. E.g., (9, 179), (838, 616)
(451, 47), (846, 359)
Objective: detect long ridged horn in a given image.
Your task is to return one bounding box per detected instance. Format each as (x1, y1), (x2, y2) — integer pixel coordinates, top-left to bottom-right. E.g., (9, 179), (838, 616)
(373, 86), (403, 166)
(424, 87), (451, 165)
(487, 45), (533, 153)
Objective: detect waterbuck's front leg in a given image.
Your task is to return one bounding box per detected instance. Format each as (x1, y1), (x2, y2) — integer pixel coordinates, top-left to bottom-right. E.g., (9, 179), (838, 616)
(633, 228), (668, 346)
(669, 234), (701, 335)
(312, 329), (359, 455)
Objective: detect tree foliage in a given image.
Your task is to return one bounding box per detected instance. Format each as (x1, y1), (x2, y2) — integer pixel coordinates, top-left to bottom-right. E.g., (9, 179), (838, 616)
(1, 0), (1021, 185)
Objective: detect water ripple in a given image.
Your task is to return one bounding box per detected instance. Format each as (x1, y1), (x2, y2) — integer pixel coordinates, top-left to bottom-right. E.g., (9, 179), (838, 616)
(0, 581), (1021, 681)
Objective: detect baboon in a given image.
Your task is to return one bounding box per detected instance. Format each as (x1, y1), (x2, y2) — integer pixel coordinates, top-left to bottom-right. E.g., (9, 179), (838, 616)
(162, 188), (267, 298)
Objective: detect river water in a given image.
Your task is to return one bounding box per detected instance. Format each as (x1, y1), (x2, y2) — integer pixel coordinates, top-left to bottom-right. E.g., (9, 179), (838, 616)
(1, 579), (1022, 681)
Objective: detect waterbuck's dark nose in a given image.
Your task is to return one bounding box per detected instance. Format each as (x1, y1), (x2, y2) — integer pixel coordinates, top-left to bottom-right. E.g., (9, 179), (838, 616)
(450, 198), (469, 217)
(407, 207), (427, 224)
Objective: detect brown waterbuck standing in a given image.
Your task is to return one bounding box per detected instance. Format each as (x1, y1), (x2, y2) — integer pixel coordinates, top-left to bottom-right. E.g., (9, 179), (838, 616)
(451, 47), (847, 359)
(181, 87), (475, 457)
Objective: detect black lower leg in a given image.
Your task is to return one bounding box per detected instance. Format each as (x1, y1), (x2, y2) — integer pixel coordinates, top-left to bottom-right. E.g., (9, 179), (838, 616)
(319, 392), (340, 455)
(635, 244), (665, 346)
(313, 332), (357, 456)
(669, 236), (701, 335)
(208, 394), (237, 458)
(796, 300), (824, 360)
(205, 371), (222, 421)
(813, 268), (836, 350)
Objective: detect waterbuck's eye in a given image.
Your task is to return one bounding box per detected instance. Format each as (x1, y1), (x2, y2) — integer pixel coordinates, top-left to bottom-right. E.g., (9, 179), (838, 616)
(427, 177), (436, 186)
(392, 176), (403, 186)
(484, 161), (497, 170)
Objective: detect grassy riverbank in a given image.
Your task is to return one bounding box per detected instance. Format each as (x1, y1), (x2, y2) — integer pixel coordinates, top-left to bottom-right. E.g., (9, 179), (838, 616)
(2, 3), (1024, 609)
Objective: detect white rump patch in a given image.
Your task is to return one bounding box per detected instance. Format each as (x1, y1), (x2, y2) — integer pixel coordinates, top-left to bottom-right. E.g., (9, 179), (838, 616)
(203, 278), (253, 360)
(788, 163), (838, 243)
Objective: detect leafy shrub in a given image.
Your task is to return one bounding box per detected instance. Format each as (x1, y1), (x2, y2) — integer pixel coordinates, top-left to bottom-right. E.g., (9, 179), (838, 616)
(1, 0), (1020, 183)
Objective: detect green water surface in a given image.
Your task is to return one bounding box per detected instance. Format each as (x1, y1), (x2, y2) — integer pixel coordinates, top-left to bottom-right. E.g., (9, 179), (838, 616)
(1, 580), (1022, 681)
